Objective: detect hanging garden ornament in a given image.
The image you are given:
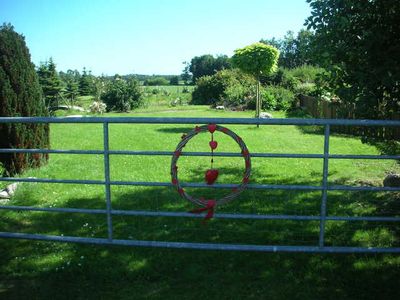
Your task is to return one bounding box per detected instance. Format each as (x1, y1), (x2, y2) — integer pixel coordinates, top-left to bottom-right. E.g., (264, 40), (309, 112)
(205, 169), (218, 185)
(171, 124), (251, 222)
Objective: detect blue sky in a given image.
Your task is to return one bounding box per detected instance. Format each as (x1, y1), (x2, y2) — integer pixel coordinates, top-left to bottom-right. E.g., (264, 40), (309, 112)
(0, 0), (311, 75)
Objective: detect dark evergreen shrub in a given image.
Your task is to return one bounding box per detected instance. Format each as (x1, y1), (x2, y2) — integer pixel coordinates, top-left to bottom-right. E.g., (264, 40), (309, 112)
(0, 24), (50, 176)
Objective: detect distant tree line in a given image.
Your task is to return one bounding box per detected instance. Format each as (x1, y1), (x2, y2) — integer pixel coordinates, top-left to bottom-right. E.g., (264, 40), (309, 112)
(260, 29), (315, 69)
(182, 30), (315, 85)
(123, 74), (182, 86)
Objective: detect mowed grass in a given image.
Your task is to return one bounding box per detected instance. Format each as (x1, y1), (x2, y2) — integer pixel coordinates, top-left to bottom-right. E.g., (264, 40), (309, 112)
(0, 106), (399, 299)
(141, 85), (194, 108)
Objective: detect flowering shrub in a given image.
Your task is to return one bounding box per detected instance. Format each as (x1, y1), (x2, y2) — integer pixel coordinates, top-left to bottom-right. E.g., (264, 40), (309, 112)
(89, 101), (107, 114)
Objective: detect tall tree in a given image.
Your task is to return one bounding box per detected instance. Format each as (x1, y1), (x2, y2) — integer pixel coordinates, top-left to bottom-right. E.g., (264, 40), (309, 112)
(189, 54), (231, 83)
(0, 23), (49, 175)
(37, 57), (64, 108)
(61, 69), (80, 105)
(64, 78), (79, 105)
(79, 67), (93, 96)
(305, 0), (400, 120)
(261, 29), (315, 68)
(169, 75), (179, 85)
(181, 61), (192, 85)
(232, 42), (279, 122)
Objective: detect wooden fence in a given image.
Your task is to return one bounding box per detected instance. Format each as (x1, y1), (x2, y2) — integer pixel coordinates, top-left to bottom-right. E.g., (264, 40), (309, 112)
(298, 94), (400, 141)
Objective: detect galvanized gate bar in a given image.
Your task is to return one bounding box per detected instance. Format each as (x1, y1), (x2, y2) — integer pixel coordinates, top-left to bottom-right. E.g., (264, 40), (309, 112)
(103, 122), (113, 241)
(1, 177), (399, 191)
(319, 125), (330, 247)
(0, 148), (399, 160)
(1, 116), (399, 126)
(1, 204), (399, 222)
(1, 231), (399, 253)
(1, 116), (399, 253)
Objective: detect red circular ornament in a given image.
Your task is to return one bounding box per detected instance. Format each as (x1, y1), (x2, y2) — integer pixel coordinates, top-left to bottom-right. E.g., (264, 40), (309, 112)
(171, 124), (251, 208)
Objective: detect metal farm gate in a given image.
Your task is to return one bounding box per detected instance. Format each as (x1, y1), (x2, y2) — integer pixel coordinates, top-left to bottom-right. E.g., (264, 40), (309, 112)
(0, 116), (399, 253)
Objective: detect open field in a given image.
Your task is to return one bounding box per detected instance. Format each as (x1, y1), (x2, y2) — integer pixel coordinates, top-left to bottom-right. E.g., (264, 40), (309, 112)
(141, 85), (194, 107)
(71, 85), (193, 112)
(1, 106), (399, 299)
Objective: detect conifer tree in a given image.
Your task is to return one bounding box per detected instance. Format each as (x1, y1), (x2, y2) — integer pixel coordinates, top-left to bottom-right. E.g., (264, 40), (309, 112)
(65, 78), (79, 105)
(37, 57), (64, 108)
(0, 23), (50, 176)
(79, 68), (92, 96)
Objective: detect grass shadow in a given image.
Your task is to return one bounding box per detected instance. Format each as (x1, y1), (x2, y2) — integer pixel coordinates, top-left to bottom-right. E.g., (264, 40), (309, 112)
(1, 180), (400, 299)
(156, 127), (195, 134)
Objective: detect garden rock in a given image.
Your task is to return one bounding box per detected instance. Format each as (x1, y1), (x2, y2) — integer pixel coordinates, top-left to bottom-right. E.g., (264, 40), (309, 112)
(0, 182), (19, 199)
(51, 105), (86, 112)
(0, 190), (9, 199)
(66, 115), (83, 118)
(6, 182), (18, 196)
(260, 112), (273, 119)
(383, 173), (400, 187)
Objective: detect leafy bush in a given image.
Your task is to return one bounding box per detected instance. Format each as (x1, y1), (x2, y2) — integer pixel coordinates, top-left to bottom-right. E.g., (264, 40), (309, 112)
(286, 65), (325, 84)
(191, 69), (255, 106)
(246, 88), (276, 110)
(143, 77), (169, 86)
(151, 88), (160, 95)
(222, 84), (255, 108)
(267, 86), (295, 110)
(169, 76), (179, 85)
(101, 78), (143, 112)
(294, 82), (317, 96)
(263, 68), (299, 91)
(246, 85), (294, 111)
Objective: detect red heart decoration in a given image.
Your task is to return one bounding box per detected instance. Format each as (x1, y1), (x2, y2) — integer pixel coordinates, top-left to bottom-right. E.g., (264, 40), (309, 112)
(209, 140), (218, 150)
(205, 169), (219, 185)
(208, 124), (217, 133)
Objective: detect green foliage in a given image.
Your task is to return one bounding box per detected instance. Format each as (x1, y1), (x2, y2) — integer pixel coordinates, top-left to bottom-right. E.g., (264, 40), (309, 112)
(141, 85), (193, 108)
(232, 42), (279, 78)
(191, 68), (295, 111)
(263, 68), (299, 91)
(188, 54), (231, 83)
(191, 69), (256, 106)
(0, 23), (49, 176)
(79, 68), (93, 96)
(246, 88), (275, 110)
(305, 0), (400, 120)
(101, 78), (143, 112)
(232, 43), (280, 118)
(181, 61), (192, 84)
(263, 66), (325, 98)
(64, 79), (79, 105)
(261, 30), (316, 68)
(37, 58), (64, 108)
(151, 88), (160, 95)
(59, 69), (81, 104)
(143, 77), (169, 86)
(286, 65), (325, 84)
(247, 86), (294, 111)
(267, 85), (295, 110)
(169, 76), (179, 85)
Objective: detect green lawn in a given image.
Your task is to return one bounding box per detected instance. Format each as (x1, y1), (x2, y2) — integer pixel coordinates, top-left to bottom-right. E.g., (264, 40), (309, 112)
(141, 85), (194, 107)
(0, 106), (399, 299)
